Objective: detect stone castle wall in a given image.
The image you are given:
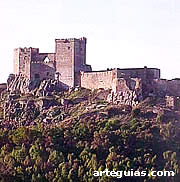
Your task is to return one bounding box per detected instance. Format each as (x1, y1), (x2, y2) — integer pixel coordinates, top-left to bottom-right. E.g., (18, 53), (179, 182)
(30, 61), (55, 81)
(13, 38), (91, 90)
(80, 68), (156, 93)
(81, 70), (143, 107)
(80, 70), (117, 90)
(30, 52), (56, 81)
(114, 77), (142, 93)
(154, 79), (180, 96)
(12, 37), (180, 101)
(117, 68), (160, 79)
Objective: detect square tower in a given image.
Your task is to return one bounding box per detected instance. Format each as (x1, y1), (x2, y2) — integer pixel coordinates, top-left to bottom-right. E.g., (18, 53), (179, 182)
(55, 37), (90, 89)
(13, 47), (31, 78)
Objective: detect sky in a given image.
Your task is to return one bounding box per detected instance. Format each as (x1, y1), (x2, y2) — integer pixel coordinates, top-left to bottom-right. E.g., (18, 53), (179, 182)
(0, 0), (180, 82)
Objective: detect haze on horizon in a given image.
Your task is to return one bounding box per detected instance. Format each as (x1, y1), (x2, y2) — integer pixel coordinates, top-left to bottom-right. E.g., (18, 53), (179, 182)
(0, 0), (180, 83)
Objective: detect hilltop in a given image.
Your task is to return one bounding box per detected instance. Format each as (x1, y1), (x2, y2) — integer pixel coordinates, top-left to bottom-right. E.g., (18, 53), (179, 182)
(0, 85), (179, 182)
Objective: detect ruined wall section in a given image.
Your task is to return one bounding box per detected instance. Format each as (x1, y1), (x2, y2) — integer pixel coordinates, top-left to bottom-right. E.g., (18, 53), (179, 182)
(81, 70), (117, 90)
(55, 39), (74, 88)
(30, 51), (56, 81)
(46, 53), (55, 62)
(113, 77), (142, 93)
(107, 78), (143, 107)
(31, 52), (55, 62)
(81, 69), (143, 107)
(30, 62), (55, 81)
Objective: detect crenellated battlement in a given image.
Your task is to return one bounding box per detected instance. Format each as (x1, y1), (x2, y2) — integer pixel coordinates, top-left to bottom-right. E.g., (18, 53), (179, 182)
(55, 37), (86, 42)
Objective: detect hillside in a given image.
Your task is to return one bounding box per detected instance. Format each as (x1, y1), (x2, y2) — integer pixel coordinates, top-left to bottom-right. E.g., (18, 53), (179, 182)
(0, 88), (179, 182)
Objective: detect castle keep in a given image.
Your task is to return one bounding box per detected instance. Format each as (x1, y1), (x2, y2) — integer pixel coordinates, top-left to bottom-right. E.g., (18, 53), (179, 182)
(11, 37), (180, 107)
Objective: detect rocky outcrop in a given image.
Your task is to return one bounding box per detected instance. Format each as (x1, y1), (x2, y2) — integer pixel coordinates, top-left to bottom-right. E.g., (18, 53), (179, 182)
(107, 89), (143, 108)
(34, 79), (61, 97)
(7, 74), (61, 96)
(3, 94), (64, 128)
(107, 78), (143, 108)
(7, 74), (30, 94)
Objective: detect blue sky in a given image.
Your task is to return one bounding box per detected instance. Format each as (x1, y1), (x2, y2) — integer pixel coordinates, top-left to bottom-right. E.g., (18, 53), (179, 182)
(0, 0), (180, 82)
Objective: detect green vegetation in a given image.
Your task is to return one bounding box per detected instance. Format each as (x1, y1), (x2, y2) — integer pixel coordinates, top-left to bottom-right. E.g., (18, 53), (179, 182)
(0, 89), (179, 182)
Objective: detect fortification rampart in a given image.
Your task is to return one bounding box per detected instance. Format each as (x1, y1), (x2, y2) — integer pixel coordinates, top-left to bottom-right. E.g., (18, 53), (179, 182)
(80, 70), (117, 90)
(153, 79), (180, 96)
(11, 37), (180, 106)
(117, 67), (160, 79)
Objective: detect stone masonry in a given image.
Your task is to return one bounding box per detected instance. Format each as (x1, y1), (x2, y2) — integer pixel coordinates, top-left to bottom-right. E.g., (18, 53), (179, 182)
(10, 37), (180, 107)
(14, 37), (91, 90)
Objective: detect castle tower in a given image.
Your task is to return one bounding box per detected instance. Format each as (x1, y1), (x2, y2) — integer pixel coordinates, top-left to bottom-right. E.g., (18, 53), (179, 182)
(13, 47), (31, 78)
(13, 38), (91, 89)
(55, 37), (91, 89)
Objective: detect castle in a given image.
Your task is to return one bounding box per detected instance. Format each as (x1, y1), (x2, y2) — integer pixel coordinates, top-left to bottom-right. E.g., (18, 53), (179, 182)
(14, 37), (91, 89)
(12, 37), (180, 106)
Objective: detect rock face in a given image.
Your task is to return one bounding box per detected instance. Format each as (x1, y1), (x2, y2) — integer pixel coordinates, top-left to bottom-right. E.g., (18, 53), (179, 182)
(7, 74), (61, 96)
(34, 79), (61, 97)
(7, 74), (30, 94)
(3, 96), (63, 129)
(107, 90), (142, 108)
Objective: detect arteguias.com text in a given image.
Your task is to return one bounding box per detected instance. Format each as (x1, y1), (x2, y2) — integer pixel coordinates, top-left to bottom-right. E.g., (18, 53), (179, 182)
(93, 169), (175, 178)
